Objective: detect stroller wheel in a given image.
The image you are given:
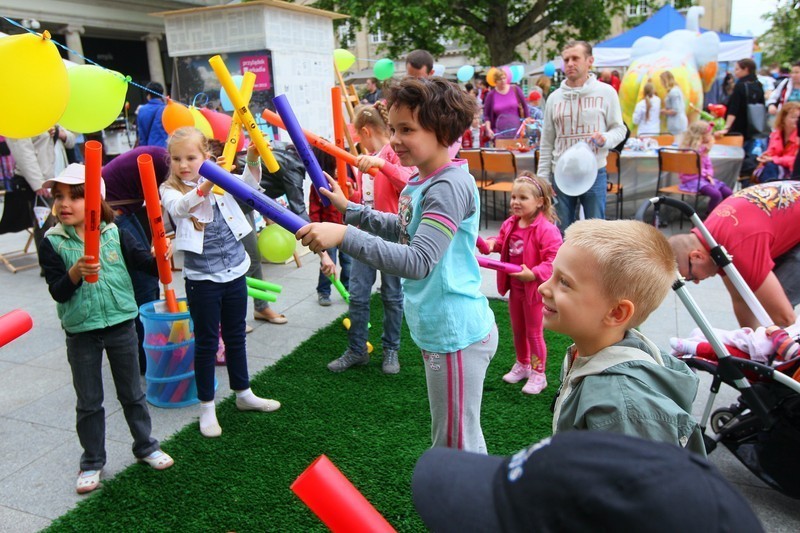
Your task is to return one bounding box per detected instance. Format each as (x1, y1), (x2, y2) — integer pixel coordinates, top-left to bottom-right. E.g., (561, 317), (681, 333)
(710, 408), (735, 434)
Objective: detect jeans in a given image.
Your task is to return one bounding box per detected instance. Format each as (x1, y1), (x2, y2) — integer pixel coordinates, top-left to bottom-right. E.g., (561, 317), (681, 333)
(115, 213), (160, 370)
(186, 276), (250, 401)
(348, 259), (404, 355)
(65, 320), (158, 471)
(554, 167), (608, 231)
(316, 247), (352, 296)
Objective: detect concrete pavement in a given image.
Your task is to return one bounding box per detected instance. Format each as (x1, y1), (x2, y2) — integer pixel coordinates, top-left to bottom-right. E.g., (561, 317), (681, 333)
(0, 216), (798, 532)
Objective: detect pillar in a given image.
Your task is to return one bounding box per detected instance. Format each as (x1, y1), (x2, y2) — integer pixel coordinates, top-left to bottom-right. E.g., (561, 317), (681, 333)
(144, 33), (166, 88)
(64, 25), (85, 65)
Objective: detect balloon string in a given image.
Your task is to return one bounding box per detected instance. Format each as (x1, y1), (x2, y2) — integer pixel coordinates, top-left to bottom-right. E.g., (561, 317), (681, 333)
(1, 15), (193, 109)
(192, 93), (210, 108)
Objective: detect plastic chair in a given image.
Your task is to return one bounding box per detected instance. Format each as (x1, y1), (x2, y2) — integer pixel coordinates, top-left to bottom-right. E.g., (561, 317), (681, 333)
(605, 149), (624, 220)
(0, 190), (38, 273)
(494, 138), (526, 150)
(655, 148), (703, 228)
(715, 134), (744, 147)
(642, 134), (675, 146)
(458, 149), (492, 229)
(481, 150), (517, 221)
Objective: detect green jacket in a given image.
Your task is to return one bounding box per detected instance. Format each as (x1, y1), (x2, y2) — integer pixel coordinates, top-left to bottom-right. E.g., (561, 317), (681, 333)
(553, 329), (706, 456)
(45, 222), (138, 333)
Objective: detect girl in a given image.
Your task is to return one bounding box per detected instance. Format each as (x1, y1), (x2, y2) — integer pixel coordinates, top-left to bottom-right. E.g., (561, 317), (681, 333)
(326, 102), (414, 375)
(633, 82), (661, 136)
(298, 78), (498, 453)
(678, 120), (732, 213)
(659, 71), (688, 136)
(160, 127), (279, 438)
(39, 164), (174, 494)
(478, 173), (562, 394)
(756, 101), (799, 182)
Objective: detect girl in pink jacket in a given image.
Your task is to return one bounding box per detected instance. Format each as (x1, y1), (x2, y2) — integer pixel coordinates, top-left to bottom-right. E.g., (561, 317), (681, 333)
(479, 173), (562, 394)
(756, 101), (799, 182)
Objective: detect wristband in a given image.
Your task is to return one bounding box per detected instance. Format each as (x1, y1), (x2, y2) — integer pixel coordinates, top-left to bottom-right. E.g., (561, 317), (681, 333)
(196, 188), (206, 197)
(246, 159), (261, 167)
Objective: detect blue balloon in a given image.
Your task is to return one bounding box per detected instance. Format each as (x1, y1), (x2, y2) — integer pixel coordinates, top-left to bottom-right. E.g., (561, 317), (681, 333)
(219, 74), (245, 112)
(457, 65), (475, 83)
(543, 62), (556, 77)
(510, 65), (525, 83)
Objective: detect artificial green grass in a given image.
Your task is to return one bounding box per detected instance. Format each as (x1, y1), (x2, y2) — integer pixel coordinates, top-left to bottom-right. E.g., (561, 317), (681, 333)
(46, 298), (571, 532)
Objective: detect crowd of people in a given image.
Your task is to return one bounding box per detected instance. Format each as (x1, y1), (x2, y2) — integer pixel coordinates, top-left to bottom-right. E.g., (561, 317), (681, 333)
(5, 37), (800, 530)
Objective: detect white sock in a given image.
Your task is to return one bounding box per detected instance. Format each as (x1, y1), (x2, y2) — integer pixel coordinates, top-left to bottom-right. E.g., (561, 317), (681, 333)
(669, 338), (700, 356)
(199, 401), (221, 434)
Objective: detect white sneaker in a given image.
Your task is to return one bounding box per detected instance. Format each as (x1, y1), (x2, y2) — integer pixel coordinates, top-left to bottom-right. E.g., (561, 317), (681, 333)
(502, 362), (532, 384)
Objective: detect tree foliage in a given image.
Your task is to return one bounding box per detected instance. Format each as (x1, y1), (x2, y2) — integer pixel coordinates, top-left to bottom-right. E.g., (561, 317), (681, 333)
(308, 0), (629, 66)
(759, 0), (800, 66)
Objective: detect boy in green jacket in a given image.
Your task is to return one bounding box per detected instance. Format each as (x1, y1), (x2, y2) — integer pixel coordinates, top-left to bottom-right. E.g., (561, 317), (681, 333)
(539, 219), (705, 455)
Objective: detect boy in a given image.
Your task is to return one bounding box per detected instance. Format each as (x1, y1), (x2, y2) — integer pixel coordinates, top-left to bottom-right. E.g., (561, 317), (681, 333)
(539, 220), (706, 455)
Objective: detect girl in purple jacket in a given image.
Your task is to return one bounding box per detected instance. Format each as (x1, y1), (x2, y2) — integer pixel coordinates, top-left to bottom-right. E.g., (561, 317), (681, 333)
(479, 173), (562, 394)
(678, 120), (732, 214)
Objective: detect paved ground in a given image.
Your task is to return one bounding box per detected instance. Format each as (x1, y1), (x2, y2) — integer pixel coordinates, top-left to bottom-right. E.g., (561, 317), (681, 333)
(0, 215), (798, 532)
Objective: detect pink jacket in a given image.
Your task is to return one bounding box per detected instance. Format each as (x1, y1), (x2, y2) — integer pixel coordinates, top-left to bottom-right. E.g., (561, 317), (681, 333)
(356, 143), (416, 213)
(492, 213), (562, 301)
(764, 128), (799, 171)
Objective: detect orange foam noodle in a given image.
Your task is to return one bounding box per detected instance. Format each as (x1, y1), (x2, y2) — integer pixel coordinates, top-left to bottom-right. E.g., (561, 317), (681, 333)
(137, 154), (175, 308)
(331, 87), (350, 199)
(261, 109), (378, 177)
(83, 141), (103, 283)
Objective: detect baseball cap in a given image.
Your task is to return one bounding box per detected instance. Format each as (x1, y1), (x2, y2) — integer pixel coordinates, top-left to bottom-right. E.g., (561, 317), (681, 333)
(528, 90), (542, 102)
(412, 431), (763, 533)
(42, 163), (107, 199)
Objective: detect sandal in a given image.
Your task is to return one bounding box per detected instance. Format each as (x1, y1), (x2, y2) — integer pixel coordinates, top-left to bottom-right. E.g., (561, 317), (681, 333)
(139, 450), (175, 470)
(253, 309), (288, 324)
(76, 470), (101, 494)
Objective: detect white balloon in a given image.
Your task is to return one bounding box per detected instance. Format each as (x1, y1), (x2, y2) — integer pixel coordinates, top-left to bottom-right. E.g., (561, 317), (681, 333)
(432, 63), (446, 77)
(554, 142), (598, 196)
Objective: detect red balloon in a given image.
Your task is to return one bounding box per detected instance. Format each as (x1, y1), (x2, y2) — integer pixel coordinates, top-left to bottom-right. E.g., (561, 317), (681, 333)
(198, 108), (231, 141)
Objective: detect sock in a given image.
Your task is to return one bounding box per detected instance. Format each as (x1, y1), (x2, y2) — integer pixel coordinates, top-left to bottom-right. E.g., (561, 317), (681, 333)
(669, 337), (699, 356)
(199, 401), (221, 434)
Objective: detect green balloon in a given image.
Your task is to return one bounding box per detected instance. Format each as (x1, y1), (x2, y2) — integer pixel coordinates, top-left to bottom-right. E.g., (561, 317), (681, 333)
(374, 58), (395, 81)
(59, 65), (127, 133)
(257, 224), (296, 263)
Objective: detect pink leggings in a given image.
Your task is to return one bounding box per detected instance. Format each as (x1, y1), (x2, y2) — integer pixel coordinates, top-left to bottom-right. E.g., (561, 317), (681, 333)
(508, 287), (546, 372)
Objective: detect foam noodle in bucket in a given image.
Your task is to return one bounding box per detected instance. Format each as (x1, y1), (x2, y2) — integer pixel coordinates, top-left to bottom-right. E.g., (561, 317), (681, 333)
(246, 277), (282, 293)
(0, 309), (33, 348)
(83, 141), (103, 283)
(261, 109), (378, 177)
(476, 256), (523, 274)
(198, 161), (307, 234)
(273, 95), (333, 206)
(291, 455), (395, 533)
(208, 55), (279, 173)
(137, 154), (178, 313)
(247, 286), (278, 303)
(331, 87), (349, 198)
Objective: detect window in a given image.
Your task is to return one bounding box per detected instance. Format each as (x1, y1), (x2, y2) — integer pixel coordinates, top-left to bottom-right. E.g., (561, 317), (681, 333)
(369, 11), (385, 44)
(337, 21), (351, 45)
(626, 0), (677, 17)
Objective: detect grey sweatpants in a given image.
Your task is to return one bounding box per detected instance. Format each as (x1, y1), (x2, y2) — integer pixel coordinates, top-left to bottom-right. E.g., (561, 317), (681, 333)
(422, 323), (498, 454)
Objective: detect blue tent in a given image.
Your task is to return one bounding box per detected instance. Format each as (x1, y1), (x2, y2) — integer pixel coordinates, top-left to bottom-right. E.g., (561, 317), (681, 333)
(594, 5), (753, 66)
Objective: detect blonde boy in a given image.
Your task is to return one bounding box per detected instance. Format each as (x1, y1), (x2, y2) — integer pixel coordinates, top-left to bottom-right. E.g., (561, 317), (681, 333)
(539, 220), (705, 455)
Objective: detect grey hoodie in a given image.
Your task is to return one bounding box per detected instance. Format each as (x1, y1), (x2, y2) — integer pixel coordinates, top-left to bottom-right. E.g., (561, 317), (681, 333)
(537, 73), (627, 180)
(553, 329), (706, 456)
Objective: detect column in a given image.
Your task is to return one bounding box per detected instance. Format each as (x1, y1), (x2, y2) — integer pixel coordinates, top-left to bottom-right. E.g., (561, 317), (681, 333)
(64, 25), (85, 65)
(144, 33), (166, 88)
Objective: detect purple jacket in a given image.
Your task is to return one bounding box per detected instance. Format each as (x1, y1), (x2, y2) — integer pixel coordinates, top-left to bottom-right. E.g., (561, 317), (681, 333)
(679, 147), (715, 193)
(104, 146), (170, 215)
(492, 212), (562, 301)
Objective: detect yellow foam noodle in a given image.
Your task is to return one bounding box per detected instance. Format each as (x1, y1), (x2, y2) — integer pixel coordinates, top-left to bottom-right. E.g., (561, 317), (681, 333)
(168, 301), (191, 344)
(214, 72), (257, 195)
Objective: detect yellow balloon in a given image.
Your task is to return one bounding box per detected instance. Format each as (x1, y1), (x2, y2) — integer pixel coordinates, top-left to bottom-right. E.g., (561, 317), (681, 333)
(333, 49), (356, 72)
(189, 107), (214, 139)
(0, 32), (69, 138)
(59, 65), (127, 133)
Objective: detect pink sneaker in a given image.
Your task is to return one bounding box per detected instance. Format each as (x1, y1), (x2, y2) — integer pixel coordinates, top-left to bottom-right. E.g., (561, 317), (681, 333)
(522, 371), (547, 395)
(503, 362), (532, 384)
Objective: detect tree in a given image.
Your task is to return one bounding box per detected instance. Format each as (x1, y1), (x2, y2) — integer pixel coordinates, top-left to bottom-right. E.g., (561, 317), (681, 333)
(759, 0), (800, 67)
(308, 0), (629, 66)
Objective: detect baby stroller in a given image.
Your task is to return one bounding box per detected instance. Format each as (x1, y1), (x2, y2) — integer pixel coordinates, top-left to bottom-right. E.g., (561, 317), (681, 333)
(637, 197), (800, 499)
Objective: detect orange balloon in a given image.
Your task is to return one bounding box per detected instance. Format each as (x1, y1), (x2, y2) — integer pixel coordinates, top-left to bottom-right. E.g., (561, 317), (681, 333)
(486, 67), (500, 87)
(161, 99), (194, 134)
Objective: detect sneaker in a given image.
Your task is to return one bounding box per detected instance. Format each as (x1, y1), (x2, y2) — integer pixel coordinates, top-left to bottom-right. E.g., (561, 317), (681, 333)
(327, 348), (369, 372)
(318, 293), (332, 307)
(382, 349), (400, 375)
(522, 371), (547, 395)
(502, 362), (532, 384)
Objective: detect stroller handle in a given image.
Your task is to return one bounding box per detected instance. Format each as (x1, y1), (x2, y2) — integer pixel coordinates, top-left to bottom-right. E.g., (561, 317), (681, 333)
(635, 196), (697, 222)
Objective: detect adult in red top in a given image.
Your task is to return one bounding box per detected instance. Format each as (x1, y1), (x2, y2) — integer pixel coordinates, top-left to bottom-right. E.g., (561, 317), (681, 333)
(669, 181), (800, 328)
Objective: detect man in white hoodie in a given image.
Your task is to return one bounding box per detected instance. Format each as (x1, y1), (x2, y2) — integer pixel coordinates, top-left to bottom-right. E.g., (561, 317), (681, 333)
(537, 41), (627, 229)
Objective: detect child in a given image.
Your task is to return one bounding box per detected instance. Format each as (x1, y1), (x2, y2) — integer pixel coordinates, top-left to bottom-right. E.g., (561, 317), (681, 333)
(755, 101), (799, 182)
(309, 146), (351, 306)
(539, 219), (705, 455)
(326, 102), (415, 374)
(632, 81), (661, 136)
(298, 78), (498, 452)
(160, 127), (280, 438)
(39, 163), (174, 494)
(478, 173), (561, 394)
(461, 113), (490, 149)
(678, 120), (732, 213)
